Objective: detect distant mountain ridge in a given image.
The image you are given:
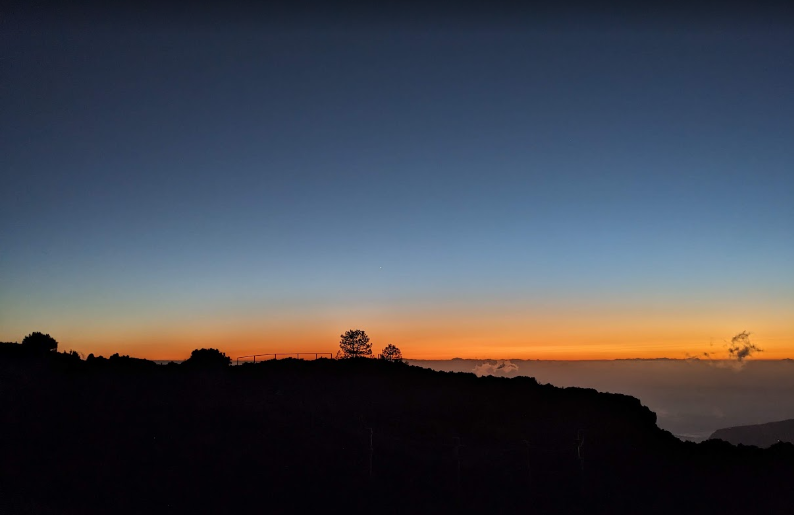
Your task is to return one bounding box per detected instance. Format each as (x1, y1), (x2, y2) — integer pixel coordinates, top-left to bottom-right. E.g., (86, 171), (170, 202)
(710, 418), (794, 448)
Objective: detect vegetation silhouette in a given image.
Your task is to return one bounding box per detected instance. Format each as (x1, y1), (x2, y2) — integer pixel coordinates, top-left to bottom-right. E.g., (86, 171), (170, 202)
(380, 343), (404, 363)
(182, 347), (231, 368)
(1, 336), (793, 515)
(339, 328), (373, 358)
(21, 331), (58, 353)
(84, 352), (158, 370)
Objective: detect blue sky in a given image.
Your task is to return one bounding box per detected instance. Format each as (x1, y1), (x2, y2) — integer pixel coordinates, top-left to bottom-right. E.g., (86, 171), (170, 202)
(2, 6), (793, 357)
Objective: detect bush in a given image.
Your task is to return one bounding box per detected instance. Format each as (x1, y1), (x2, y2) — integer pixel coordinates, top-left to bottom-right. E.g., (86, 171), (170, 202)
(183, 348), (231, 368)
(21, 332), (58, 353)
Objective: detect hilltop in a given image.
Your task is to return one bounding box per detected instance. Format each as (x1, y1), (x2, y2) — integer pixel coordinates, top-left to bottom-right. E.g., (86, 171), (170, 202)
(710, 419), (794, 448)
(1, 350), (793, 514)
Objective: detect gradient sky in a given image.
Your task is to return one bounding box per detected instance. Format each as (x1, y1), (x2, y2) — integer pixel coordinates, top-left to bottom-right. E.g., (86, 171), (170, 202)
(2, 4), (793, 360)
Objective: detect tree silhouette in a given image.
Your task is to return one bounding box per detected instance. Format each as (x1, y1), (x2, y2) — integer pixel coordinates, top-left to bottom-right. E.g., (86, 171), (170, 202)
(380, 344), (403, 363)
(183, 348), (231, 367)
(338, 329), (372, 358)
(21, 332), (58, 353)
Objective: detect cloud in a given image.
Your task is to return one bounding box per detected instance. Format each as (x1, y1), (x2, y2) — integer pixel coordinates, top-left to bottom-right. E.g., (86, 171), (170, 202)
(685, 352), (711, 361)
(687, 331), (762, 370)
(473, 360), (519, 377)
(728, 331), (762, 362)
(712, 360), (745, 371)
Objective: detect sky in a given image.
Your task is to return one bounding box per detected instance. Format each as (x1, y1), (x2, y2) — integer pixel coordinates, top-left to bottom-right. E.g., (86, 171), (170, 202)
(2, 3), (793, 360)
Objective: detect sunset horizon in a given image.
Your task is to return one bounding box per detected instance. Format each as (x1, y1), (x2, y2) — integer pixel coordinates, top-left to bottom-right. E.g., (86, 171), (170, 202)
(3, 3), (794, 513)
(5, 323), (790, 362)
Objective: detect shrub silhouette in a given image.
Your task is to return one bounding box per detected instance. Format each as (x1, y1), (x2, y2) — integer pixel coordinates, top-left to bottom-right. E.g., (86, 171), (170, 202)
(183, 348), (231, 367)
(380, 344), (404, 363)
(56, 350), (83, 365)
(338, 329), (372, 358)
(21, 332), (58, 353)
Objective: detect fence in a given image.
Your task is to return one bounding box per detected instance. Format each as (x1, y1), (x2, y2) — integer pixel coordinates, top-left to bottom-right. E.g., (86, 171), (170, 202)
(235, 353), (334, 365)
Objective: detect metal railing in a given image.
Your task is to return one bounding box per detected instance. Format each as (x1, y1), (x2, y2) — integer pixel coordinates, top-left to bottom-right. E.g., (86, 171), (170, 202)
(235, 352), (334, 365)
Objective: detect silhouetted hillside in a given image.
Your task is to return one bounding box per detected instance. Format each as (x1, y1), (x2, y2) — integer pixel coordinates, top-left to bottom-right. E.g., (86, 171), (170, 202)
(1, 350), (792, 514)
(711, 419), (794, 448)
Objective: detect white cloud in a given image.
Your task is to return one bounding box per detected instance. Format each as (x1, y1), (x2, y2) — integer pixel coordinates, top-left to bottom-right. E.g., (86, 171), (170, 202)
(473, 360), (519, 377)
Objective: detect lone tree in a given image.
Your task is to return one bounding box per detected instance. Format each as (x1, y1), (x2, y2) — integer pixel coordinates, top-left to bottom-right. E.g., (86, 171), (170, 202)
(183, 348), (231, 368)
(380, 344), (404, 363)
(21, 332), (58, 353)
(339, 329), (372, 358)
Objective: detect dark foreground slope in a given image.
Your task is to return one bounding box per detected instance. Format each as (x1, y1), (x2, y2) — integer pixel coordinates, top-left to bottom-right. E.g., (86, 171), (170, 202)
(711, 418), (794, 448)
(1, 355), (792, 515)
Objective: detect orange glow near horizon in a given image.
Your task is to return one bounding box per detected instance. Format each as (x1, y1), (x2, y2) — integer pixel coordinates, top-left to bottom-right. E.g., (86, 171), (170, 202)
(14, 301), (791, 362)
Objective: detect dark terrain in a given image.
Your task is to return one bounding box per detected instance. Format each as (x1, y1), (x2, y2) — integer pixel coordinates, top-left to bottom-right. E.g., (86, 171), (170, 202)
(1, 347), (793, 514)
(711, 419), (794, 448)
